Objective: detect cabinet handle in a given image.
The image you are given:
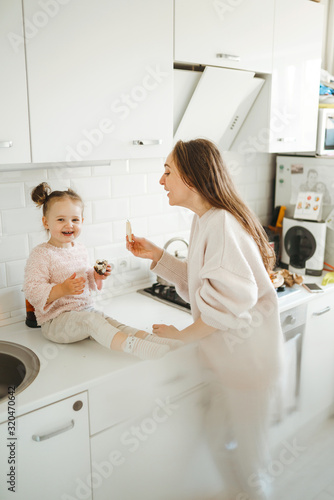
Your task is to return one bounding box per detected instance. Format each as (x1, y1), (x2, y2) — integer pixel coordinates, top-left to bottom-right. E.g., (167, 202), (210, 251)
(285, 314), (296, 325)
(32, 419), (75, 442)
(132, 139), (162, 146)
(276, 138), (296, 142)
(312, 306), (331, 317)
(0, 141), (13, 148)
(216, 53), (240, 62)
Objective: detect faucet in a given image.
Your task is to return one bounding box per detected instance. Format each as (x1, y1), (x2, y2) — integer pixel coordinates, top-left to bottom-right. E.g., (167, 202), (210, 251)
(163, 237), (189, 258)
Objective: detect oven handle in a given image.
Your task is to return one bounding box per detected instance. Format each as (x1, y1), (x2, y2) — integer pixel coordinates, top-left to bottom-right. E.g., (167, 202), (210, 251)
(312, 306), (331, 317)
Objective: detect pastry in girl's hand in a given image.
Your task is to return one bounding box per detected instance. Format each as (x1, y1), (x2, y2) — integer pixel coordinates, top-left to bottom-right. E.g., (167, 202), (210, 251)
(94, 260), (108, 275)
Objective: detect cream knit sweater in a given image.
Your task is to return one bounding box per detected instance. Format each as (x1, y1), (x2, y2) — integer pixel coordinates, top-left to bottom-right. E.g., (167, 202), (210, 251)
(152, 208), (284, 390)
(23, 242), (97, 325)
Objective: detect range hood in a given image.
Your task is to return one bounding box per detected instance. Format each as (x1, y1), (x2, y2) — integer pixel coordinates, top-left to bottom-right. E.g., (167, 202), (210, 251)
(174, 66), (264, 150)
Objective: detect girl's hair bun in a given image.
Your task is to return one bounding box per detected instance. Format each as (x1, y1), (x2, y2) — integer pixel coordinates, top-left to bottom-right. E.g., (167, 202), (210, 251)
(31, 182), (52, 207)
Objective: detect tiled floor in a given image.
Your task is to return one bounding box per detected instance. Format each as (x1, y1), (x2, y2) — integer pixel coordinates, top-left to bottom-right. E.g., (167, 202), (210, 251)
(207, 417), (334, 500)
(271, 417), (334, 500)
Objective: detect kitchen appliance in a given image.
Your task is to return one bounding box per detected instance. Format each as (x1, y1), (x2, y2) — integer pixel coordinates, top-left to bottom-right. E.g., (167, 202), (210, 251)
(138, 237), (191, 312)
(275, 155), (334, 268)
(174, 66), (264, 149)
(316, 108), (334, 156)
(281, 217), (327, 276)
(137, 283), (191, 313)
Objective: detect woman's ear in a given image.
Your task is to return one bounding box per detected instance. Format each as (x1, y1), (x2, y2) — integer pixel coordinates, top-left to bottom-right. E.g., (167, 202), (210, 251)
(42, 216), (48, 229)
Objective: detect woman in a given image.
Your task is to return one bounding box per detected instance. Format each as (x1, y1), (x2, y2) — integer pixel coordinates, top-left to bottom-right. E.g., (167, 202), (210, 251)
(127, 139), (284, 499)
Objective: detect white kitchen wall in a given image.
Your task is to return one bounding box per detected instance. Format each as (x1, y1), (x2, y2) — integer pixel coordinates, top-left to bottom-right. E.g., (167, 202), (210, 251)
(0, 151), (275, 327)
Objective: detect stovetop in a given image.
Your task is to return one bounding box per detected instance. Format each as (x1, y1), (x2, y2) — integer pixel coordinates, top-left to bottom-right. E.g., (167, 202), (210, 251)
(137, 283), (301, 312)
(137, 283), (191, 313)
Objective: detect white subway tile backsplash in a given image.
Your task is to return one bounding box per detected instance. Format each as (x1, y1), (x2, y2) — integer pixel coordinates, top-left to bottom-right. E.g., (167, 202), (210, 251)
(129, 158), (163, 173)
(83, 201), (93, 225)
(93, 160), (129, 176)
(147, 172), (162, 193)
(48, 166), (92, 179)
(0, 286), (25, 314)
(93, 198), (129, 223)
(0, 263), (6, 288)
(0, 184), (25, 210)
(71, 176), (111, 201)
(129, 194), (163, 218)
(80, 222), (113, 248)
(0, 234), (30, 262)
(110, 174), (146, 197)
(148, 213), (179, 236)
(28, 231), (48, 251)
(2, 206), (43, 235)
(6, 260), (27, 287)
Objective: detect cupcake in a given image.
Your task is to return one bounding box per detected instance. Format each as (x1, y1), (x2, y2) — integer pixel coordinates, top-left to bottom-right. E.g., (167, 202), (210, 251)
(94, 259), (108, 275)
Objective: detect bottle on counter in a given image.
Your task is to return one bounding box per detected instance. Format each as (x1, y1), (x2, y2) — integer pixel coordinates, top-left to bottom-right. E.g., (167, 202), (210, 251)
(25, 299), (40, 328)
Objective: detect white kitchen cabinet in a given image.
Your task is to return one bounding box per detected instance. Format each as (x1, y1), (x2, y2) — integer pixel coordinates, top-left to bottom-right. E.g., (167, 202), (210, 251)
(90, 384), (213, 500)
(299, 291), (334, 424)
(0, 0), (31, 164)
(231, 0), (324, 154)
(0, 392), (91, 500)
(174, 0), (274, 74)
(23, 0), (173, 163)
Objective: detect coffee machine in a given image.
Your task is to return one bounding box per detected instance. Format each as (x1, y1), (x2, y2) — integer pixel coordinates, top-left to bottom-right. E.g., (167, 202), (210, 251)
(281, 217), (327, 276)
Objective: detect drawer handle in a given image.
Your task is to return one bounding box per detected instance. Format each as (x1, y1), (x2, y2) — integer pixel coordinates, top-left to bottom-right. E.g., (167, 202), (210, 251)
(312, 306), (331, 317)
(276, 137), (296, 142)
(0, 141), (13, 148)
(132, 139), (162, 146)
(216, 53), (240, 62)
(32, 419), (74, 442)
(285, 314), (296, 325)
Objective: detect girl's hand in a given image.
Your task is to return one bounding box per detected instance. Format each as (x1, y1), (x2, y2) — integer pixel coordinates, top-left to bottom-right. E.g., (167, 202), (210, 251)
(152, 324), (180, 339)
(61, 273), (86, 296)
(46, 273), (86, 304)
(126, 235), (163, 264)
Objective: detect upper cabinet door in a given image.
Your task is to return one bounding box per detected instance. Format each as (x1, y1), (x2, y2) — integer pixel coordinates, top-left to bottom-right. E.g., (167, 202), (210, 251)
(174, 0), (274, 74)
(0, 0), (31, 164)
(23, 0), (173, 163)
(269, 0), (324, 153)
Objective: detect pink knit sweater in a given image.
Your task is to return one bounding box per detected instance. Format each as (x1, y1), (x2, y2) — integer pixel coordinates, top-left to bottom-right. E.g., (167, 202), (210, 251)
(23, 242), (98, 325)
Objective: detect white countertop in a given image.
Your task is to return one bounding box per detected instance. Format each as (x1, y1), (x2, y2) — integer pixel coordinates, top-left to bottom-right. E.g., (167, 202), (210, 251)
(1, 279), (334, 423)
(0, 292), (193, 423)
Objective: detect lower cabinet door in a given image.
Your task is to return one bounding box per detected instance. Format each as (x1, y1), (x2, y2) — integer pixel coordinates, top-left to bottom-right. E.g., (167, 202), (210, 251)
(300, 294), (334, 424)
(0, 392), (91, 500)
(90, 384), (213, 500)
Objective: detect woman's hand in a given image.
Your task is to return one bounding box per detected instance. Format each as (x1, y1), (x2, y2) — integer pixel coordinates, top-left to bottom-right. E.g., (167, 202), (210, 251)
(94, 264), (112, 290)
(126, 235), (163, 264)
(152, 323), (180, 339)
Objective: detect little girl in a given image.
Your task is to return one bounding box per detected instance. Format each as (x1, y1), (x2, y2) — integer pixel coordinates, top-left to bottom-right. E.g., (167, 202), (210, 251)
(23, 183), (182, 360)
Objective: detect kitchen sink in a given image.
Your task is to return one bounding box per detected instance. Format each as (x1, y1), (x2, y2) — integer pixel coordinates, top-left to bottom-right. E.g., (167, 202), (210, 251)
(0, 341), (40, 403)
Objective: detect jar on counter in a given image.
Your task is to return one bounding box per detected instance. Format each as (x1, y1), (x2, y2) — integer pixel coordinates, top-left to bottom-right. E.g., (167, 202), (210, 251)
(25, 299), (40, 328)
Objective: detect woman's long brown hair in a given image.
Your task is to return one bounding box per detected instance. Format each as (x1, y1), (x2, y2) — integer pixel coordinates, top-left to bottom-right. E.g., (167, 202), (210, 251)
(172, 139), (275, 273)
